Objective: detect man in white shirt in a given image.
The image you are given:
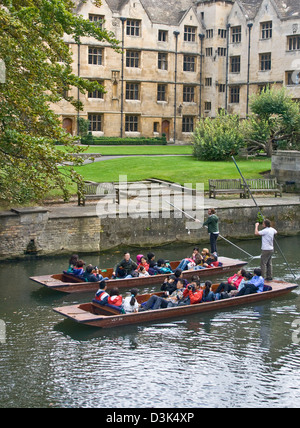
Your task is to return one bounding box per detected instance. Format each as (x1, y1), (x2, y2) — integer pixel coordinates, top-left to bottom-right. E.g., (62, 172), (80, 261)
(255, 219), (277, 280)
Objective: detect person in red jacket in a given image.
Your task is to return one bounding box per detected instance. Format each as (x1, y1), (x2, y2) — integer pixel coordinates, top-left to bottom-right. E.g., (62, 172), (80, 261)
(136, 256), (150, 272)
(108, 287), (123, 307)
(214, 269), (247, 294)
(182, 280), (203, 304)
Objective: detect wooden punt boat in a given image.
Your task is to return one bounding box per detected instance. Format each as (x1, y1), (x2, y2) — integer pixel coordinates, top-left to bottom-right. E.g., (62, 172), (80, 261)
(53, 280), (298, 329)
(30, 256), (247, 293)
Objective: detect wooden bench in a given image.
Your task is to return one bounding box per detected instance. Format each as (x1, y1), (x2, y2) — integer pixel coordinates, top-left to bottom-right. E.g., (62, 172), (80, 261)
(245, 178), (283, 197)
(209, 179), (247, 199)
(77, 181), (120, 206)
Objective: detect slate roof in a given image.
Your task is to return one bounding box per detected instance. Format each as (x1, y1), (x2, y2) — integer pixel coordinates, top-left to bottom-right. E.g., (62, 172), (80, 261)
(74, 0), (300, 22)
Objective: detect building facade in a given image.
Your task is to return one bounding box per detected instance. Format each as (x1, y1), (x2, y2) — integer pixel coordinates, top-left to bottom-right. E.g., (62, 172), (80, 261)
(52, 0), (300, 142)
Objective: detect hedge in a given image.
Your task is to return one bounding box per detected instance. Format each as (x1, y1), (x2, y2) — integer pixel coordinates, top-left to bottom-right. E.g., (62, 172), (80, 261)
(81, 133), (167, 145)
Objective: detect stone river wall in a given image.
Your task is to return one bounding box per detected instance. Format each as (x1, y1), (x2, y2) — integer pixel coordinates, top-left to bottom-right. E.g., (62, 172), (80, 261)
(0, 202), (299, 260)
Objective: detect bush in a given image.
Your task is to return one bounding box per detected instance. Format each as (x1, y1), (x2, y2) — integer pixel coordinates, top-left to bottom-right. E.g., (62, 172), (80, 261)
(81, 134), (167, 145)
(193, 113), (245, 161)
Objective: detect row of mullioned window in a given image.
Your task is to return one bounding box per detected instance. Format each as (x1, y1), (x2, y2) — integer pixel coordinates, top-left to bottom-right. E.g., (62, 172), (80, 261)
(88, 82), (227, 101)
(229, 53), (271, 72)
(206, 24), (300, 49)
(88, 46), (275, 72)
(88, 113), (195, 133)
(206, 22), (273, 42)
(87, 87), (242, 134)
(88, 48), (198, 71)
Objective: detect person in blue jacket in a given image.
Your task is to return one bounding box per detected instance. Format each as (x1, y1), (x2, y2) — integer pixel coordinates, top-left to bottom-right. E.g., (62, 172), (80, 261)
(236, 268), (264, 295)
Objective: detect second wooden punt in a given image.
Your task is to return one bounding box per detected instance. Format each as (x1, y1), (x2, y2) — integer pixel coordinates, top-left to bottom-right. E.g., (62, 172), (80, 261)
(53, 280), (298, 328)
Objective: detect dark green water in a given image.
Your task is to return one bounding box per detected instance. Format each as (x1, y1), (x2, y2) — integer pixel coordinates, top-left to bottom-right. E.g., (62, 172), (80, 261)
(0, 236), (300, 408)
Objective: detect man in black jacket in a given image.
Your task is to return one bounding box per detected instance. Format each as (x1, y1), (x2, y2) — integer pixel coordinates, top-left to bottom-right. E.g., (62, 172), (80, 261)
(112, 252), (138, 278)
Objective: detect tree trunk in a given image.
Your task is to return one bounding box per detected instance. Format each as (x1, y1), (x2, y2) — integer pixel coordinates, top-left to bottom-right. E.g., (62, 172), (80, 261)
(265, 138), (273, 157)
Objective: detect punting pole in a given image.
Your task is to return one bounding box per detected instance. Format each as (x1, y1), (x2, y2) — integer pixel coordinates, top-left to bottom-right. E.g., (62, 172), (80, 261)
(231, 156), (296, 279)
(165, 200), (254, 259)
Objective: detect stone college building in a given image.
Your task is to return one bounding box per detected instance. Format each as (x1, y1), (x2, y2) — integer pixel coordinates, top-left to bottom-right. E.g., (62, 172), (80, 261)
(53, 0), (300, 142)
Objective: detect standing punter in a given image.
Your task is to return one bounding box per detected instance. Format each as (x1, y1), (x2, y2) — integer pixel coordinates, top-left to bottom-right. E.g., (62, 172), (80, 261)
(203, 208), (219, 255)
(255, 219), (277, 280)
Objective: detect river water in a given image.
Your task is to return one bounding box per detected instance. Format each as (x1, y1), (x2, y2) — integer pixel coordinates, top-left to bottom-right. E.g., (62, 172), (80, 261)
(0, 236), (300, 408)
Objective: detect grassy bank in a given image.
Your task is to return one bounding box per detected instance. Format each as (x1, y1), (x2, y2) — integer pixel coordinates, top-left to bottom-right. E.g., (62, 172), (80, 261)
(71, 156), (271, 191)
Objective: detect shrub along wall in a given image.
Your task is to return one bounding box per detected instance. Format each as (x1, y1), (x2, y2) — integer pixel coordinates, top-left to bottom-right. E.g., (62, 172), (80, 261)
(81, 134), (167, 145)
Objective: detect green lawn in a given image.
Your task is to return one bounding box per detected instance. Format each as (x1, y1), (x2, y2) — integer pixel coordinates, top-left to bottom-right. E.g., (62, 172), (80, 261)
(71, 156), (271, 191)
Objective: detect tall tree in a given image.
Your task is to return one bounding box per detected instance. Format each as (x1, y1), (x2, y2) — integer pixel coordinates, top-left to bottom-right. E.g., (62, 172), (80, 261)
(245, 87), (300, 157)
(0, 0), (119, 204)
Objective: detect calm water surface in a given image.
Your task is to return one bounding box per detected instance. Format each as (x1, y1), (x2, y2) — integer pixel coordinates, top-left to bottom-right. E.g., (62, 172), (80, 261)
(0, 236), (300, 408)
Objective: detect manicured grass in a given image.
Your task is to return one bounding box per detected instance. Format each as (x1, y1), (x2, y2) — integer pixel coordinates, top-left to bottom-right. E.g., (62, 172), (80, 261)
(72, 156), (272, 191)
(57, 145), (193, 155)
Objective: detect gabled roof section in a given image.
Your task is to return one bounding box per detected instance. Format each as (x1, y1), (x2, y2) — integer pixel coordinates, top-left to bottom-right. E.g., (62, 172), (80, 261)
(139, 0), (196, 25)
(105, 0), (131, 13)
(238, 0), (300, 20)
(238, 0), (262, 20)
(272, 0), (300, 19)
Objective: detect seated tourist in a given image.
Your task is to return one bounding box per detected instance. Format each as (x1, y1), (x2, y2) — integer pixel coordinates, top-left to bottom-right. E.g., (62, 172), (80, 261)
(237, 271), (253, 292)
(108, 287), (123, 308)
(160, 275), (177, 296)
(112, 252), (138, 279)
(140, 279), (186, 311)
(93, 280), (109, 304)
(66, 254), (79, 274)
(72, 259), (85, 277)
(201, 280), (216, 302)
(176, 247), (202, 271)
(93, 283), (124, 313)
(204, 253), (220, 268)
(181, 280), (203, 305)
(137, 266), (149, 277)
(82, 264), (108, 282)
(156, 259), (173, 274)
(215, 269), (246, 297)
(193, 248), (212, 270)
(236, 268), (264, 296)
(123, 288), (140, 313)
(173, 269), (189, 287)
(136, 254), (144, 264)
(136, 256), (149, 272)
(147, 252), (160, 275)
(201, 248), (211, 264)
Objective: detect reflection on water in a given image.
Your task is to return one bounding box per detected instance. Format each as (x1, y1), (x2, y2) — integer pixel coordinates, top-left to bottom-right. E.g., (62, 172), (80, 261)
(0, 236), (300, 408)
